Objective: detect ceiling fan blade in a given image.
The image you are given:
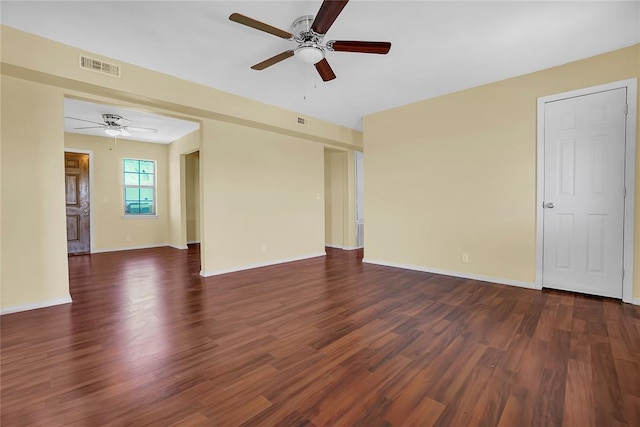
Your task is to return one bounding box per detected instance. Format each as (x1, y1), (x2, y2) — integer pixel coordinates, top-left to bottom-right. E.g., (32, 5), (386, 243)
(73, 126), (106, 130)
(315, 58), (336, 82)
(65, 116), (106, 126)
(327, 40), (391, 54)
(126, 126), (158, 133)
(251, 50), (295, 70)
(229, 13), (292, 39)
(312, 0), (349, 35)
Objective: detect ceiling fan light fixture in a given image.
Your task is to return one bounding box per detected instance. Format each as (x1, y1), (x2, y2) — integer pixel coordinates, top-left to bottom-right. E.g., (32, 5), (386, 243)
(294, 45), (324, 64)
(104, 128), (120, 137)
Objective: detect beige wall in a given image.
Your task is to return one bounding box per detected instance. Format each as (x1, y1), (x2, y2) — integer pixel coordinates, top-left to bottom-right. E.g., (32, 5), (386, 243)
(64, 133), (169, 251)
(186, 151), (200, 243)
(1, 76), (70, 309)
(364, 44), (640, 298)
(200, 120), (325, 275)
(325, 150), (346, 248)
(167, 130), (200, 249)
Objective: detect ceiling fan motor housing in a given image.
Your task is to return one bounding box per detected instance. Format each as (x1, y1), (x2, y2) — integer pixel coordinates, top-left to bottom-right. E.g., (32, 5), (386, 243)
(292, 15), (325, 64)
(102, 113), (124, 126)
(292, 15), (321, 41)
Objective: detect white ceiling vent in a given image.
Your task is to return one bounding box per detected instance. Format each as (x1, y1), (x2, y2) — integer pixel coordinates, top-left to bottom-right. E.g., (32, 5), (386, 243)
(79, 55), (120, 77)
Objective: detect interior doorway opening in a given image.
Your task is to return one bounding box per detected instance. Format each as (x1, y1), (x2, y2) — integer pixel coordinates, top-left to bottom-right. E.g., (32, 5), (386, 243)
(324, 148), (346, 249)
(64, 150), (92, 255)
(323, 148), (363, 250)
(185, 150), (200, 245)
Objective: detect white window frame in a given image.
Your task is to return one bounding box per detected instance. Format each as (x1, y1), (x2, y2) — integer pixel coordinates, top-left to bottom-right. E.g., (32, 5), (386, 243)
(123, 158), (157, 217)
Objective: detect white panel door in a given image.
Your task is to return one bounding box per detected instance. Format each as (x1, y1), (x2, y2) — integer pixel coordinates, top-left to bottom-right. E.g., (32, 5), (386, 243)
(543, 88), (627, 298)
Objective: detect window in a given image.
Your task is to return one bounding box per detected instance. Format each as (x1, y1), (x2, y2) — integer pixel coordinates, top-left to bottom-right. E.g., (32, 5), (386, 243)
(123, 158), (156, 215)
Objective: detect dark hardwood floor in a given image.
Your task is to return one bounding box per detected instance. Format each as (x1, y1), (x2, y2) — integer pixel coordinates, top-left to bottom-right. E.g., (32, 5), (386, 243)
(1, 246), (639, 426)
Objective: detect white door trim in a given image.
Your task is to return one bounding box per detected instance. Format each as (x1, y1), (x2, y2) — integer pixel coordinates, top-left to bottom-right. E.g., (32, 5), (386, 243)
(536, 78), (637, 303)
(65, 148), (95, 254)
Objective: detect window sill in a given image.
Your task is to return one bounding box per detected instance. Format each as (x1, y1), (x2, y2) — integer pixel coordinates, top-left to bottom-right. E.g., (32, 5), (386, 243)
(122, 215), (159, 220)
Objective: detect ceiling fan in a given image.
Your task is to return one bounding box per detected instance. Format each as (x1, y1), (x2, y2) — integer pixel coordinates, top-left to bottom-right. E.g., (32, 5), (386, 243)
(65, 114), (158, 137)
(229, 0), (391, 82)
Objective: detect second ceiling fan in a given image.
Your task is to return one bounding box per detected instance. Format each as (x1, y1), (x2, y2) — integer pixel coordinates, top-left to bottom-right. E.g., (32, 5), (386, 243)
(229, 0), (391, 82)
(66, 114), (158, 137)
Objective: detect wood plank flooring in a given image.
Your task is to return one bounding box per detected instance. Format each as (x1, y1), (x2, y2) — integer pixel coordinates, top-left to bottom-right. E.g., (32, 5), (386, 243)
(1, 246), (639, 426)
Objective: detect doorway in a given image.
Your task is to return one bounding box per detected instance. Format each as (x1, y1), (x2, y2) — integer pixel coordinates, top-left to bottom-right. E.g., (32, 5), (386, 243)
(324, 149), (346, 248)
(536, 79), (637, 301)
(185, 151), (200, 244)
(355, 151), (364, 248)
(65, 151), (92, 254)
(323, 149), (364, 250)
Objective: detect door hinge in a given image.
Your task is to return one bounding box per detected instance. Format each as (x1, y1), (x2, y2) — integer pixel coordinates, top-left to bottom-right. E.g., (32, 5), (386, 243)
(622, 269), (625, 280)
(624, 187), (627, 198)
(625, 104), (629, 116)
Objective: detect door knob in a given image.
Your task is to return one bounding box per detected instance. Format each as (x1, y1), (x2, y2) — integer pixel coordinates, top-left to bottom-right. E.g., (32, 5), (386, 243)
(544, 202), (555, 209)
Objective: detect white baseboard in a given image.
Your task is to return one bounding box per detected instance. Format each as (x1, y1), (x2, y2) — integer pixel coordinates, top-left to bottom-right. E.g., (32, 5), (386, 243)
(91, 243), (170, 254)
(187, 240), (200, 245)
(200, 252), (326, 277)
(362, 258), (540, 290)
(325, 245), (363, 251)
(631, 297), (640, 306)
(169, 244), (188, 250)
(1, 296), (72, 315)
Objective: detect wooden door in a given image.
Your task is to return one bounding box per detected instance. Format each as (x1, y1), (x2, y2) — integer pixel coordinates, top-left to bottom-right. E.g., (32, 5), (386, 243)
(542, 88), (627, 298)
(65, 152), (91, 254)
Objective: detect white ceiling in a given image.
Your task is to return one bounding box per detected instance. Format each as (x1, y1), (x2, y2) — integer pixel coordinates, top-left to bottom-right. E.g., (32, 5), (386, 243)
(65, 98), (200, 144)
(2, 1), (639, 131)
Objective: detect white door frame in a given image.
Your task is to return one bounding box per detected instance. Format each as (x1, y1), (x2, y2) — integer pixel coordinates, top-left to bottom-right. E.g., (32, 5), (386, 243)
(64, 148), (95, 254)
(536, 78), (637, 303)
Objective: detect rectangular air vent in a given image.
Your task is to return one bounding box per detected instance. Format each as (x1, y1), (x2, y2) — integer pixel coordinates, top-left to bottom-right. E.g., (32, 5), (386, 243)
(297, 116), (311, 126)
(79, 55), (120, 77)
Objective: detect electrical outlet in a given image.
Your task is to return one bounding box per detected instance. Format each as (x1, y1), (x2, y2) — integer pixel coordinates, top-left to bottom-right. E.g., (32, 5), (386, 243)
(126, 235), (132, 242)
(261, 243), (267, 253)
(462, 253), (469, 263)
